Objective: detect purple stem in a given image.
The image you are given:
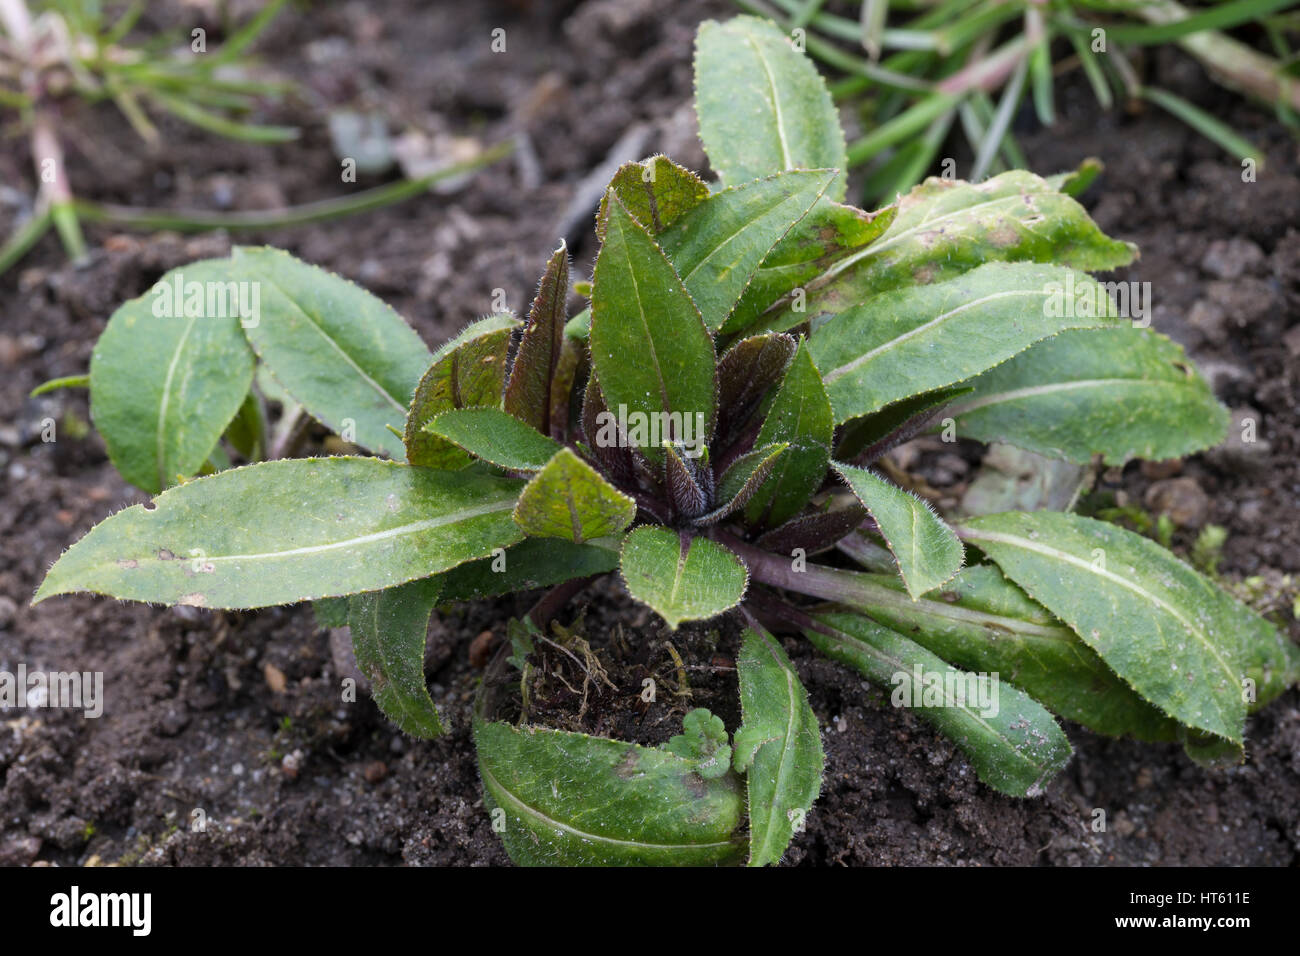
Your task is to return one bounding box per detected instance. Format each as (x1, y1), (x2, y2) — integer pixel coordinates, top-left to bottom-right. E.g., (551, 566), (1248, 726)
(525, 574), (599, 630)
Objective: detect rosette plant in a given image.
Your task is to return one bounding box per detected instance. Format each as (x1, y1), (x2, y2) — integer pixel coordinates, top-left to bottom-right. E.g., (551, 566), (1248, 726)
(35, 16), (1299, 866)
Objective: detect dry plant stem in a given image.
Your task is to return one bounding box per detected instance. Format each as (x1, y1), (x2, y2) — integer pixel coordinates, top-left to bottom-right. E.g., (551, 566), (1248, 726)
(1, 0), (86, 259)
(1138, 0), (1300, 111)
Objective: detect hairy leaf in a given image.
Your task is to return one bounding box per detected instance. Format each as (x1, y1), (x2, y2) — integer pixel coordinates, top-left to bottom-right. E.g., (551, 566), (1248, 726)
(658, 169), (836, 331)
(745, 341), (834, 528)
(949, 327), (1229, 465)
(404, 314), (517, 469)
(803, 609), (1072, 797)
(716, 332), (797, 445)
(734, 623), (823, 866)
(664, 441), (712, 521)
(809, 262), (1125, 423)
(755, 502), (869, 556)
(504, 244), (569, 435)
(90, 258), (255, 493)
(589, 196), (717, 466)
(513, 448), (636, 543)
(695, 15), (848, 201)
(836, 564), (1180, 742)
(474, 720), (745, 866)
(835, 386), (972, 464)
(619, 527), (747, 629)
(233, 247), (432, 458)
(958, 511), (1247, 747)
(834, 463), (963, 599)
(349, 578), (443, 738)
(725, 200), (898, 337)
(597, 155), (709, 237)
(761, 171), (1136, 332)
(702, 442), (788, 525)
(581, 373), (636, 486)
(425, 407), (562, 473)
(35, 458), (524, 609)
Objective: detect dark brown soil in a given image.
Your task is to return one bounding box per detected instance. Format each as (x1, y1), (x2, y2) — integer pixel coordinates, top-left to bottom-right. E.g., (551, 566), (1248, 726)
(1, 0), (1297, 867)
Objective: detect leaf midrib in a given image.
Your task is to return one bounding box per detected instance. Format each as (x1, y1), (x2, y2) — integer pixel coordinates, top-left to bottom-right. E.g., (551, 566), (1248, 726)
(813, 622), (1050, 772)
(155, 314), (200, 491)
(257, 271), (407, 415)
(197, 496), (516, 564)
(823, 288), (1043, 385)
(750, 629), (801, 864)
(960, 526), (1239, 699)
(480, 762), (736, 853)
(744, 32), (793, 171)
(949, 378), (1170, 416)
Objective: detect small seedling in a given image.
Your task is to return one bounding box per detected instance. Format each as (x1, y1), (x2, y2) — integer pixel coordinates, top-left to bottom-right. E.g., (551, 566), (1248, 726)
(34, 16), (1299, 866)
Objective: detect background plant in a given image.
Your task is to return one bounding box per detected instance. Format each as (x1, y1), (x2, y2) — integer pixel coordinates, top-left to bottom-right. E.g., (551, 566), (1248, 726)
(0, 0), (511, 275)
(32, 15), (1300, 866)
(732, 0), (1300, 203)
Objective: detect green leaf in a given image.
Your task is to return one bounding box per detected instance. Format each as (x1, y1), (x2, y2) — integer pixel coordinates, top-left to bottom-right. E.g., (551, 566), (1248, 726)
(597, 155), (710, 237)
(436, 538), (621, 605)
(35, 457), (524, 609)
(403, 314), (517, 469)
(619, 527), (747, 629)
(232, 247), (433, 459)
(425, 407), (562, 473)
(503, 244), (569, 435)
(663, 708), (733, 779)
(834, 564), (1180, 742)
(803, 609), (1072, 798)
(474, 719), (745, 866)
(957, 511), (1248, 747)
(1237, 593), (1300, 711)
(589, 195), (717, 466)
(348, 578), (443, 738)
(834, 462), (963, 599)
(312, 596), (349, 629)
(734, 623), (823, 866)
(764, 171), (1136, 331)
(658, 170), (837, 331)
(703, 442), (789, 525)
(695, 15), (848, 202)
(948, 327), (1229, 465)
(808, 261), (1125, 423)
(723, 200), (898, 337)
(512, 448), (636, 543)
(744, 341), (834, 528)
(224, 390), (266, 461)
(90, 258), (255, 493)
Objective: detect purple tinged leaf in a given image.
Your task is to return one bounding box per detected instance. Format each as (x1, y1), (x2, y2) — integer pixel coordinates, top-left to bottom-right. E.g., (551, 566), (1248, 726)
(716, 332), (797, 445)
(405, 314), (517, 469)
(581, 374), (636, 487)
(754, 502), (869, 555)
(664, 442), (712, 521)
(835, 385), (973, 465)
(505, 243), (569, 435)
